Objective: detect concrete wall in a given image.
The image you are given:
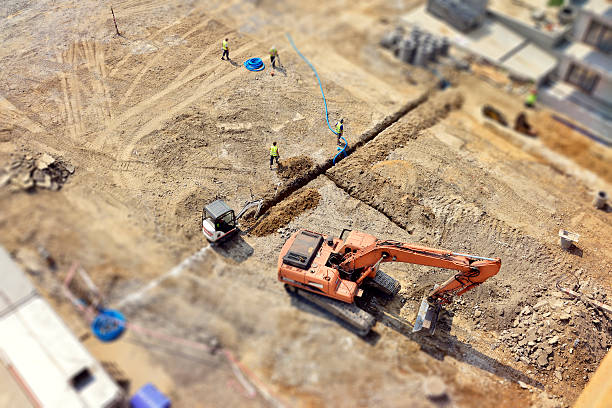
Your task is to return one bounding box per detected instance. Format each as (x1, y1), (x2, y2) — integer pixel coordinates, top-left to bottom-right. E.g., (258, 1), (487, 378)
(593, 76), (612, 104)
(488, 10), (570, 50)
(539, 84), (612, 144)
(557, 55), (611, 105)
(573, 7), (612, 44)
(573, 10), (592, 42)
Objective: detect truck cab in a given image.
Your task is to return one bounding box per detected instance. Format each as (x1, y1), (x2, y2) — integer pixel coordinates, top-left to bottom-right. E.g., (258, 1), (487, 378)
(202, 199), (237, 243)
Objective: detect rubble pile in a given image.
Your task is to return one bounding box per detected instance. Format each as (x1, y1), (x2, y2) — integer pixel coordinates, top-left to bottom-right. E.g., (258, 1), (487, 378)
(490, 284), (611, 384)
(0, 153), (74, 192)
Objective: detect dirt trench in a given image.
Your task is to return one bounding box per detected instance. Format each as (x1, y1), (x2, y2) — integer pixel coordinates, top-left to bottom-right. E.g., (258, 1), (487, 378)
(245, 188), (321, 236)
(254, 92), (430, 218)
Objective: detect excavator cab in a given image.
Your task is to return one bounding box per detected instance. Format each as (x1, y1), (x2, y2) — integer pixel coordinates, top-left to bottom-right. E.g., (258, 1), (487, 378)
(202, 200), (237, 243)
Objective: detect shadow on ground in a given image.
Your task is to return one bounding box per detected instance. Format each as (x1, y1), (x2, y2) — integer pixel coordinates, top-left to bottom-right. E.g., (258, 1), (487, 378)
(376, 308), (545, 389)
(286, 288), (543, 389)
(211, 233), (253, 263)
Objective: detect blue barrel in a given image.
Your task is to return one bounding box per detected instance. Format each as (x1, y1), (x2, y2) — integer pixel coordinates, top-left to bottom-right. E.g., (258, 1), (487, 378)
(91, 309), (126, 342)
(130, 383), (171, 408)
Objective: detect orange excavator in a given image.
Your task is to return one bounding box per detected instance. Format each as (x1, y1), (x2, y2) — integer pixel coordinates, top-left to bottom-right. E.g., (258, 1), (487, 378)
(278, 229), (501, 336)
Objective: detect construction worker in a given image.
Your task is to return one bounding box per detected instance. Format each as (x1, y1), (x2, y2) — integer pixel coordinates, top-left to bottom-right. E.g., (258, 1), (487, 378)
(269, 142), (279, 169)
(269, 46), (279, 68)
(335, 118), (344, 145)
(525, 89), (537, 108)
(221, 38), (230, 61)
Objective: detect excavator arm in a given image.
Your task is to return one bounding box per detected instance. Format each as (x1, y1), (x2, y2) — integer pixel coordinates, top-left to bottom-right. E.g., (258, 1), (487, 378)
(338, 237), (501, 334)
(339, 239), (501, 305)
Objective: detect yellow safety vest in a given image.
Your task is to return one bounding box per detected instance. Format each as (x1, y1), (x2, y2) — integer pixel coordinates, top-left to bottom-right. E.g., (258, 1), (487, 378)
(270, 145), (278, 156)
(335, 122), (343, 134)
(526, 92), (537, 105)
(222, 40), (228, 50)
(269, 48), (277, 56)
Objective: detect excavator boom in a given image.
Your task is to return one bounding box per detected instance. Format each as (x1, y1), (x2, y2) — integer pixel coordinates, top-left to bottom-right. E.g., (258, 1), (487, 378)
(338, 239), (501, 304)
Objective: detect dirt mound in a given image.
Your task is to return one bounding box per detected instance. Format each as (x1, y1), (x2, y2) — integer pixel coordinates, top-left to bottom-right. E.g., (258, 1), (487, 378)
(277, 156), (314, 180)
(247, 188), (321, 236)
(172, 188), (216, 241)
(534, 112), (612, 183)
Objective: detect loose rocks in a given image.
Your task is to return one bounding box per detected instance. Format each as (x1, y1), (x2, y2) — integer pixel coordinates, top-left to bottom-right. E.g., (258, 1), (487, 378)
(0, 153), (74, 192)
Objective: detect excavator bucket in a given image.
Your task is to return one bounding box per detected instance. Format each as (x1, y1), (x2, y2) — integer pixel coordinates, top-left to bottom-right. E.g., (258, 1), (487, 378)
(413, 286), (441, 335)
(413, 297), (440, 335)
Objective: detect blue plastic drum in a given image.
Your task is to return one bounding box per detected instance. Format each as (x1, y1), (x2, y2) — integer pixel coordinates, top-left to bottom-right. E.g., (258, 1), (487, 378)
(91, 309), (126, 342)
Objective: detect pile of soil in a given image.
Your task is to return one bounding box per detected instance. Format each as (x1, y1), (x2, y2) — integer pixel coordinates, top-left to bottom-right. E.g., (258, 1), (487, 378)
(248, 188), (321, 236)
(276, 156), (314, 180)
(534, 112), (612, 183)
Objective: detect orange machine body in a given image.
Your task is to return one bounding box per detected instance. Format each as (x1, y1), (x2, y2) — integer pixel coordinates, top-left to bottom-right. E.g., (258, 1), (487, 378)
(278, 229), (501, 306)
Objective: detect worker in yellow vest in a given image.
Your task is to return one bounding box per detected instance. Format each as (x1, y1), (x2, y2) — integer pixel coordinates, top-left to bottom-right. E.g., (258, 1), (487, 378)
(269, 46), (279, 68)
(335, 118), (344, 145)
(270, 142), (279, 169)
(525, 89), (537, 108)
(221, 38), (229, 61)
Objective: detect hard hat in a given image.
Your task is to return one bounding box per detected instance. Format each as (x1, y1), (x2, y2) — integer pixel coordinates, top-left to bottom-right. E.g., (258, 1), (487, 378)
(340, 118), (344, 123)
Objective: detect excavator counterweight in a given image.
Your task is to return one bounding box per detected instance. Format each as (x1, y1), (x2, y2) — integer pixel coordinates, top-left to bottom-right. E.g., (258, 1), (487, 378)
(278, 229), (501, 336)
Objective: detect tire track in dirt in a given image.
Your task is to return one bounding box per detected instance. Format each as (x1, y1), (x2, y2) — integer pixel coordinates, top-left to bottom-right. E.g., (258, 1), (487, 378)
(117, 61), (248, 162)
(0, 96), (45, 134)
(91, 41), (257, 150)
(118, 16), (215, 106)
(83, 40), (113, 124)
(56, 45), (84, 139)
(54, 40), (115, 140)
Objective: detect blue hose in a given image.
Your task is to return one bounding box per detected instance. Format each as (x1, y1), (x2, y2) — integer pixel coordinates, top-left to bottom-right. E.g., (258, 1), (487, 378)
(91, 309), (126, 342)
(333, 136), (348, 165)
(286, 33), (339, 136)
(244, 57), (265, 71)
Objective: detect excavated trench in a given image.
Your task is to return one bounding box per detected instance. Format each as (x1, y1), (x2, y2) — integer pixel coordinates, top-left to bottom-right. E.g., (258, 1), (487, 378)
(248, 90), (463, 235)
(253, 91), (431, 218)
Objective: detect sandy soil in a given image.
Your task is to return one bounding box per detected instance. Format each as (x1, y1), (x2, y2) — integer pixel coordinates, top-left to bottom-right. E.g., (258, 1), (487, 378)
(1, 0), (610, 407)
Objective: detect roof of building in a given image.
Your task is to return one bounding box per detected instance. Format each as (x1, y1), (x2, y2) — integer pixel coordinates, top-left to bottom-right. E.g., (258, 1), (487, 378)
(0, 248), (36, 316)
(0, 246), (122, 407)
(488, 0), (569, 34)
(402, 6), (558, 82)
(582, 0), (611, 16)
(503, 43), (558, 80)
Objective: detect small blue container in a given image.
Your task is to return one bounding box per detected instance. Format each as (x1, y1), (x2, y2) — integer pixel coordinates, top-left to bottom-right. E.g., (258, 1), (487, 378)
(130, 383), (171, 408)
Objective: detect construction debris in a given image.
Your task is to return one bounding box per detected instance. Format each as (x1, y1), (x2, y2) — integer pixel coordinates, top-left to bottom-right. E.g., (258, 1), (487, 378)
(0, 154), (73, 192)
(592, 191), (608, 210)
(559, 230), (579, 250)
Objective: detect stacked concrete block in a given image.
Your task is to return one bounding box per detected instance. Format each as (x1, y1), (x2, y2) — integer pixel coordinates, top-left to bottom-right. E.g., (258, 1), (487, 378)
(381, 27), (450, 66)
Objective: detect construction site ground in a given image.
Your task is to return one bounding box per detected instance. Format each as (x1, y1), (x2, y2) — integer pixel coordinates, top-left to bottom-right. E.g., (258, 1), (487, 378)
(1, 0), (611, 407)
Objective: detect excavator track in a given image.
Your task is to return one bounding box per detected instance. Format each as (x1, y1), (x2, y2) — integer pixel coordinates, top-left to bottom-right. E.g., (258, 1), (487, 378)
(285, 285), (376, 336)
(364, 270), (401, 297)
